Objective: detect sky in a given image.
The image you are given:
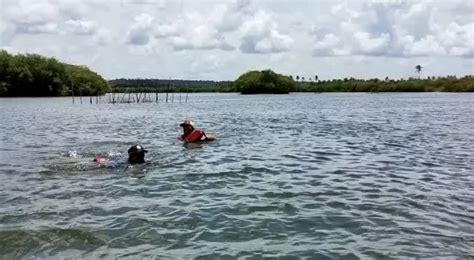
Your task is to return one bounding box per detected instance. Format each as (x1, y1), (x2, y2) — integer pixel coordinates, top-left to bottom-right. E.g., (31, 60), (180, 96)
(0, 0), (473, 81)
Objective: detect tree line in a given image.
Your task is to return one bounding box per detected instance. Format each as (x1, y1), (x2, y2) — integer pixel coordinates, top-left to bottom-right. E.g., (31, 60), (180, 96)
(109, 78), (234, 93)
(0, 50), (110, 97)
(1, 50), (472, 96)
(111, 71), (473, 94)
(294, 75), (474, 92)
(234, 70), (296, 94)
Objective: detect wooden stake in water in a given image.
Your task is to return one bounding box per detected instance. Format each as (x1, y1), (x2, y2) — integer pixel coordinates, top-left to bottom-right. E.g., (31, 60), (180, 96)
(166, 79), (171, 103)
(135, 92), (141, 103)
(79, 86), (83, 104)
(71, 80), (75, 104)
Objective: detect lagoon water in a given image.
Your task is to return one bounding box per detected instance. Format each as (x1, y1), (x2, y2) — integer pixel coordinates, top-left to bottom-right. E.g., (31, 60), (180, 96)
(0, 93), (473, 259)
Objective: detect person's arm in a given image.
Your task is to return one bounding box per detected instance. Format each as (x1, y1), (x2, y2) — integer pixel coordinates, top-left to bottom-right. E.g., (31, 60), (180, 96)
(202, 132), (216, 141)
(93, 155), (109, 165)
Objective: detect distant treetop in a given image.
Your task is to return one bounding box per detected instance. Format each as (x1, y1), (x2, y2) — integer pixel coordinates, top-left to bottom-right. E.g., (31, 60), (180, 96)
(235, 69), (296, 94)
(0, 50), (110, 97)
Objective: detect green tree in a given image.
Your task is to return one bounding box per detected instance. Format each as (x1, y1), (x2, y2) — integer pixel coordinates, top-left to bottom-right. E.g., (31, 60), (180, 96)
(235, 69), (296, 94)
(0, 50), (110, 97)
(415, 65), (422, 78)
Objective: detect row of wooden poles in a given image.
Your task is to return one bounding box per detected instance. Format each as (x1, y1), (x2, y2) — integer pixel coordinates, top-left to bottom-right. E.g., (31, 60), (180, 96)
(72, 92), (189, 104)
(108, 92), (189, 104)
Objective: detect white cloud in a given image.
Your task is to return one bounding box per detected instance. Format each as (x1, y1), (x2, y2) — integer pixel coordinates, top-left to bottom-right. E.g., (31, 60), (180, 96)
(15, 23), (58, 34)
(2, 0), (90, 34)
(168, 20), (230, 51)
(436, 22), (474, 57)
(2, 0), (110, 47)
(128, 0), (166, 7)
(191, 54), (223, 73)
(5, 0), (58, 25)
(126, 4), (239, 51)
(4, 0), (60, 34)
(155, 24), (179, 38)
(353, 32), (391, 55)
(311, 0), (474, 58)
(213, 0), (253, 33)
(64, 20), (98, 35)
(2, 0), (473, 80)
(159, 1), (252, 51)
(239, 11), (293, 54)
(93, 29), (114, 46)
(56, 0), (87, 20)
(121, 0), (291, 53)
(397, 1), (434, 39)
(126, 13), (155, 45)
(401, 35), (446, 56)
(170, 25), (221, 50)
(312, 34), (342, 56)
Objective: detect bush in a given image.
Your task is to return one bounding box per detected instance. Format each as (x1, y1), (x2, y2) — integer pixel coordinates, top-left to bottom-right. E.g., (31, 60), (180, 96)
(0, 50), (110, 97)
(235, 69), (296, 94)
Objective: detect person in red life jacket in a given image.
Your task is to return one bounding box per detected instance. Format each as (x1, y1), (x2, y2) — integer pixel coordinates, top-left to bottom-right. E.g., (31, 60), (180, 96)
(93, 144), (148, 166)
(178, 119), (216, 143)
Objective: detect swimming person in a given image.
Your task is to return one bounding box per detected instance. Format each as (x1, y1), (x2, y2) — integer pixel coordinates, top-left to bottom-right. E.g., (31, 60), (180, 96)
(178, 119), (216, 143)
(93, 144), (148, 167)
(126, 144), (148, 164)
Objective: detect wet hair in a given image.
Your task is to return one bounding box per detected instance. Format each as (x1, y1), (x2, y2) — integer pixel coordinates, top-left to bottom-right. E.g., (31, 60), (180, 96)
(127, 145), (147, 164)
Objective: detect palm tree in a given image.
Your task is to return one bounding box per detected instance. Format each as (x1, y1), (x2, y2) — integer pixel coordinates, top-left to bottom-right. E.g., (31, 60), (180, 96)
(296, 75), (300, 81)
(415, 65), (422, 79)
(314, 75), (318, 82)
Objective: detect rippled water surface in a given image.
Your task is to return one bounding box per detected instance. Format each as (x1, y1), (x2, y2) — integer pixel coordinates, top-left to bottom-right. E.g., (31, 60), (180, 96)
(1, 93), (473, 259)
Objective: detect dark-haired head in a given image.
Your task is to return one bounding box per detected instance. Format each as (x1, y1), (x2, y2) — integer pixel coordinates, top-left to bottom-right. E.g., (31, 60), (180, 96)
(128, 144), (147, 164)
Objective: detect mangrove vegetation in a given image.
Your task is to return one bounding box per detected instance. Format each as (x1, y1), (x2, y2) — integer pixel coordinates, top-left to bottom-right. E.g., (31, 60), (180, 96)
(1, 50), (473, 96)
(235, 70), (296, 94)
(294, 75), (474, 93)
(111, 72), (473, 94)
(109, 78), (234, 93)
(0, 50), (110, 97)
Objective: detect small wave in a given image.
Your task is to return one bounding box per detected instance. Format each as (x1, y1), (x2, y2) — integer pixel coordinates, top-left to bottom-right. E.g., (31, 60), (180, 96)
(0, 229), (107, 258)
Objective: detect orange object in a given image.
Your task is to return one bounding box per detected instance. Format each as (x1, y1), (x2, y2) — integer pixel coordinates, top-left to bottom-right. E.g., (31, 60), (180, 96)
(183, 130), (205, 143)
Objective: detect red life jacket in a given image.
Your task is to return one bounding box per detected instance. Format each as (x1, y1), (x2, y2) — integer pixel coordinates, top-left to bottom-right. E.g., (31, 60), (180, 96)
(183, 130), (205, 143)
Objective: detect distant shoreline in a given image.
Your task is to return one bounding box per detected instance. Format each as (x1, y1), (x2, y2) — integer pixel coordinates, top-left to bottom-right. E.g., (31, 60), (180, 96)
(109, 76), (474, 94)
(5, 77), (473, 96)
(2, 91), (474, 99)
(2, 51), (473, 97)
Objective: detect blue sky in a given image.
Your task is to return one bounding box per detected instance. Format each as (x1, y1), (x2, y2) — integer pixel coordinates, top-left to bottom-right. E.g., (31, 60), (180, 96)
(1, 0), (473, 80)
